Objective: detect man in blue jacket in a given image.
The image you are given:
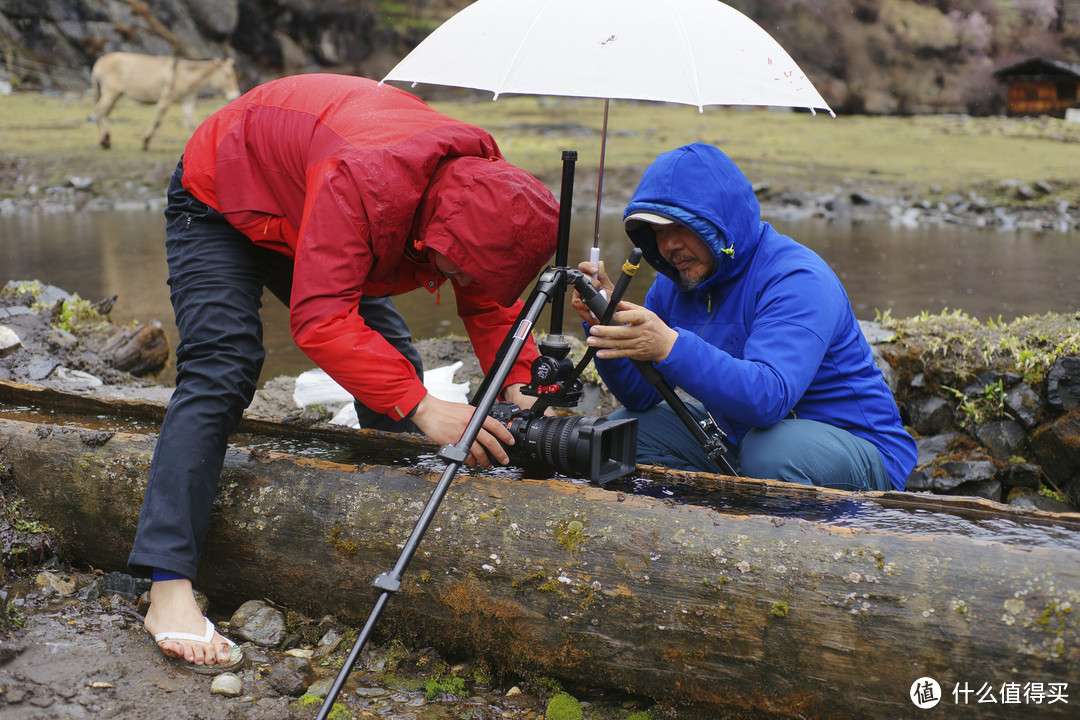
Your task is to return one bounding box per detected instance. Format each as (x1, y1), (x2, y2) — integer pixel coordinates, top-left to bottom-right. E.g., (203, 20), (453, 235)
(573, 143), (916, 491)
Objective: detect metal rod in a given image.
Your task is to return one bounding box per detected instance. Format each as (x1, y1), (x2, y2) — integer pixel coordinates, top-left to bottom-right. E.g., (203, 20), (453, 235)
(548, 150), (577, 338)
(592, 98), (609, 254)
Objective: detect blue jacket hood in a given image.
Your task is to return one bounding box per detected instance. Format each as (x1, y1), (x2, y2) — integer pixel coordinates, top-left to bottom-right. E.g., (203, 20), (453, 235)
(624, 143), (759, 291)
(602, 142), (917, 490)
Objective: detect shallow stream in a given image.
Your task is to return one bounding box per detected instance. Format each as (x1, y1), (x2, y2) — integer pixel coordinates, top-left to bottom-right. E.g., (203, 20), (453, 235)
(2, 208), (1079, 385)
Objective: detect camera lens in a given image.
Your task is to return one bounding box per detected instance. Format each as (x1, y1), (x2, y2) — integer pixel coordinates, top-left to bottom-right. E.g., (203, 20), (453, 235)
(509, 413), (637, 485)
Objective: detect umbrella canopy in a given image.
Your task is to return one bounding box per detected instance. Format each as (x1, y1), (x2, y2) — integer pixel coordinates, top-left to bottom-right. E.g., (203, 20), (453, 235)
(382, 0), (833, 255)
(383, 0), (832, 113)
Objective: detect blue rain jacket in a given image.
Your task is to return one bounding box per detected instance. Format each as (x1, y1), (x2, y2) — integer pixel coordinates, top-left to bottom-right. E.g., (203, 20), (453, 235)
(601, 143), (916, 490)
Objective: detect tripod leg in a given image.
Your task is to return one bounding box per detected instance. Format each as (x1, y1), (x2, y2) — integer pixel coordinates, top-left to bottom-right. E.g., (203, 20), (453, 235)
(315, 269), (569, 718)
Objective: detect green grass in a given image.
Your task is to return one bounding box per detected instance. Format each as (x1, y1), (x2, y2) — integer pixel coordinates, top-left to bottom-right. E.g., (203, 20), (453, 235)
(427, 95), (1080, 197)
(3, 88), (1080, 203)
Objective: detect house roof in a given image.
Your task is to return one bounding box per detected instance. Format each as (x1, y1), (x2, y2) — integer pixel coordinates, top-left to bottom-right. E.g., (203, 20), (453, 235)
(993, 57), (1080, 81)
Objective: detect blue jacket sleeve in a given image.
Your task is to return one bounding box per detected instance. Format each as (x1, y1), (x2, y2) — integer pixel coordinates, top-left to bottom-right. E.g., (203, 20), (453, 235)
(651, 264), (842, 430)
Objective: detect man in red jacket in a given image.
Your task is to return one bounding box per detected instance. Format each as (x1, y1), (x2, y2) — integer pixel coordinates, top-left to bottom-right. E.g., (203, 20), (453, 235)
(128, 74), (559, 671)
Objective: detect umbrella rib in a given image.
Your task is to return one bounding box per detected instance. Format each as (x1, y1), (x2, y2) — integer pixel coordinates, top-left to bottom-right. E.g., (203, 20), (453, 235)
(492, 0), (558, 99)
(662, 0), (704, 111)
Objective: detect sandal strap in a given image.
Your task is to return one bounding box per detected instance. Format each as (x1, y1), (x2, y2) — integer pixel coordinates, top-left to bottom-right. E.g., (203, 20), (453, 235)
(154, 616), (215, 644)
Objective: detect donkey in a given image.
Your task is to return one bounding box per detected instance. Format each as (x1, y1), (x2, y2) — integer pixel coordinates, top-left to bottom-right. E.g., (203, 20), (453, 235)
(91, 52), (241, 150)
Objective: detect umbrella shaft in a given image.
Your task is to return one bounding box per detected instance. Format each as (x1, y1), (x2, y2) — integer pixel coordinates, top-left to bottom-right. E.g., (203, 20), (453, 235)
(593, 98), (609, 250)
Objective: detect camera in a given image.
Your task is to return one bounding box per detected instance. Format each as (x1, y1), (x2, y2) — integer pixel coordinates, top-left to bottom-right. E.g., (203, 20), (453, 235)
(488, 401), (637, 485)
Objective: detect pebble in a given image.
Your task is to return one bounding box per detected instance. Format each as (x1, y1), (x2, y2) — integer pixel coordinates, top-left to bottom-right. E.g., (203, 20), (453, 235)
(34, 571), (75, 596)
(210, 673), (243, 696)
(230, 600), (287, 647)
(354, 686), (390, 698)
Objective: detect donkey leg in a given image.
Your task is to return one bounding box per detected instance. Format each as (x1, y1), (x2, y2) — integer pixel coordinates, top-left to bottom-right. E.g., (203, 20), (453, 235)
(142, 95), (174, 151)
(95, 90), (122, 150)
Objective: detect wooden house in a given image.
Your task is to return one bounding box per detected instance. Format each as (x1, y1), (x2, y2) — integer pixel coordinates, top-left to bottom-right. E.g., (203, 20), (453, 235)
(993, 58), (1080, 117)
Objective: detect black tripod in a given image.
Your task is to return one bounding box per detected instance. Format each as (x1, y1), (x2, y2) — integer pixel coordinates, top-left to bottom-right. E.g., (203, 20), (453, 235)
(316, 150), (625, 718)
(315, 150), (734, 718)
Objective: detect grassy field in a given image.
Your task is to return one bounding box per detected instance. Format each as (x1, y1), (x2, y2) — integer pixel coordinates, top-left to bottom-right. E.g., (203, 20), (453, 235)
(3, 88), (1080, 206)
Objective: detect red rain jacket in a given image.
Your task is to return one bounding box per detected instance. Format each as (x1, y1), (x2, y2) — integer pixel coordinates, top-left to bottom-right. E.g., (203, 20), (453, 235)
(181, 74), (559, 421)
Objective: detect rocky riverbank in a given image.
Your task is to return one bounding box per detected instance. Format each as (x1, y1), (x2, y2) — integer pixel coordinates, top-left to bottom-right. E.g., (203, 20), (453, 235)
(2, 271), (1079, 720)
(4, 143), (1080, 237)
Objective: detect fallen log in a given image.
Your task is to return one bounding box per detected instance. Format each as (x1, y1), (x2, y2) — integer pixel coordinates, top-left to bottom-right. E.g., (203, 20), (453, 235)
(1, 384), (1079, 719)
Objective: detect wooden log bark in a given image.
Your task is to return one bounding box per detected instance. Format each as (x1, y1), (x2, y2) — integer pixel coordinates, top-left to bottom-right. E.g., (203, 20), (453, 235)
(2, 391), (1079, 718)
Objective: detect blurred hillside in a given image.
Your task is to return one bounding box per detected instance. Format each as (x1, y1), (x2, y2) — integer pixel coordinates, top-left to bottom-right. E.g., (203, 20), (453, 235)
(1, 0), (1078, 115)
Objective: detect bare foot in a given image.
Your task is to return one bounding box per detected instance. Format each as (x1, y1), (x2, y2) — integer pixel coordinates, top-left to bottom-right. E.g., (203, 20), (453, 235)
(143, 578), (233, 666)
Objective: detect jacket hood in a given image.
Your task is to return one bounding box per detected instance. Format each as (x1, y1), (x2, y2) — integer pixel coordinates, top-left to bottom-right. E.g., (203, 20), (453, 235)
(623, 143), (761, 291)
(413, 156), (558, 307)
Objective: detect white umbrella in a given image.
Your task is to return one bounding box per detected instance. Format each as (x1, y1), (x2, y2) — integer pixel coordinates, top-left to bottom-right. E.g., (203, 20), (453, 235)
(382, 0), (833, 265)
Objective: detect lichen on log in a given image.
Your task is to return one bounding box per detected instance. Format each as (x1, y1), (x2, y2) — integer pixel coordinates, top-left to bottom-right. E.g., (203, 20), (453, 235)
(2, 413), (1078, 719)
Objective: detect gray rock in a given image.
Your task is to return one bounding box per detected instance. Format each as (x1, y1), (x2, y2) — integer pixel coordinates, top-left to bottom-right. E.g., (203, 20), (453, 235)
(975, 419), (1026, 461)
(870, 345), (897, 392)
(26, 356), (58, 381)
(1063, 476), (1080, 509)
(44, 328), (78, 350)
(230, 599), (287, 647)
(1046, 356), (1080, 412)
(907, 397), (954, 436)
(921, 460), (997, 493)
(1007, 486), (1075, 513)
(0, 325), (21, 357)
(267, 655), (312, 697)
(1004, 383), (1042, 429)
(314, 627), (344, 658)
(77, 577), (103, 602)
(950, 479), (1002, 502)
(185, 0), (239, 39)
(963, 370), (1020, 396)
(305, 677), (335, 699)
(35, 284), (72, 309)
(858, 320), (895, 345)
(1030, 413), (1080, 486)
(52, 367), (104, 391)
(354, 686), (391, 698)
(1001, 463), (1041, 490)
(912, 433), (957, 467)
(102, 571), (142, 598)
(904, 468), (933, 491)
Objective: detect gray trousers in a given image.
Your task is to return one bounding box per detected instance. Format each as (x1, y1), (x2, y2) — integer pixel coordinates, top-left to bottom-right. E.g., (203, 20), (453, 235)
(611, 402), (890, 492)
(128, 161), (422, 580)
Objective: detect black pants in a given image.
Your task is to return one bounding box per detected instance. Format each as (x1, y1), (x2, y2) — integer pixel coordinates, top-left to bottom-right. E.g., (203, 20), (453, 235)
(128, 160), (422, 579)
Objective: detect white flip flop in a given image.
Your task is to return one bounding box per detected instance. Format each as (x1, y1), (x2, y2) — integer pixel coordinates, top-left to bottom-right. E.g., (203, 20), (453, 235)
(154, 616), (244, 675)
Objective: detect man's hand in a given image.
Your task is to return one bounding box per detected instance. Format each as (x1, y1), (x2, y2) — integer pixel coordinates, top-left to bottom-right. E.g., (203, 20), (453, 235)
(410, 393), (514, 467)
(570, 260), (614, 328)
(586, 301), (679, 363)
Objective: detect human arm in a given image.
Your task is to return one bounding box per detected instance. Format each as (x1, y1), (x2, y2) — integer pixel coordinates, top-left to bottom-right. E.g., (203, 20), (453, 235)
(569, 260), (664, 411)
(642, 269), (840, 429)
(584, 300), (679, 363)
(409, 392), (515, 467)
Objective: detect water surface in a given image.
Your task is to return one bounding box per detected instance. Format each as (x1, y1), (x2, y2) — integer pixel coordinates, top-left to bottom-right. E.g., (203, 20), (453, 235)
(2, 208), (1078, 385)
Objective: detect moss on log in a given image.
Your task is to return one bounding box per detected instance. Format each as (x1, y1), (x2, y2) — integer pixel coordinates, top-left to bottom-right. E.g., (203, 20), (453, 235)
(2, 405), (1078, 718)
